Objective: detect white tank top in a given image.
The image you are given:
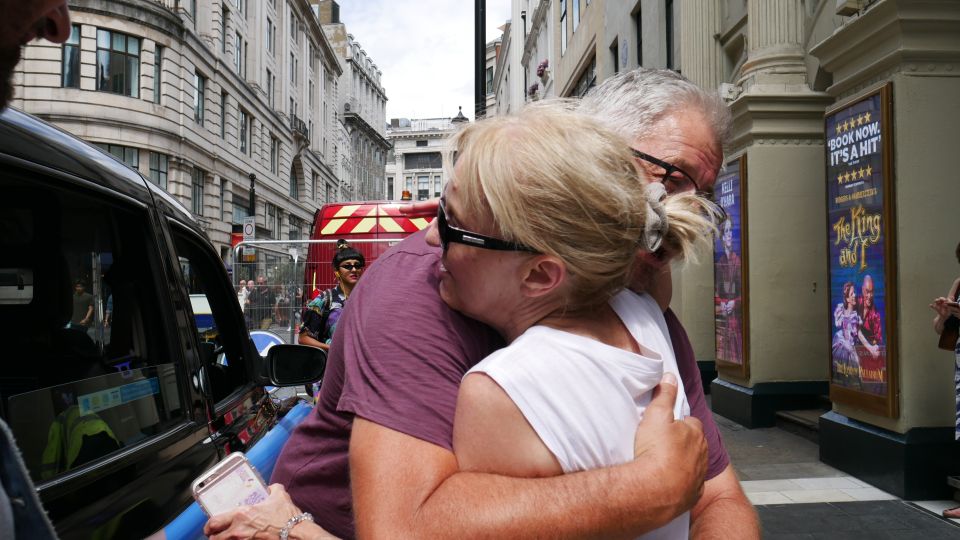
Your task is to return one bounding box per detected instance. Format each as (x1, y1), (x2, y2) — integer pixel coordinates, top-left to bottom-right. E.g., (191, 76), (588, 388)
(467, 290), (690, 539)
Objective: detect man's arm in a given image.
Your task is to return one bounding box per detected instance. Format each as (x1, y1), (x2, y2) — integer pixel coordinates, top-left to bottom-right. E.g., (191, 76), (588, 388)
(351, 375), (708, 539)
(690, 464), (759, 539)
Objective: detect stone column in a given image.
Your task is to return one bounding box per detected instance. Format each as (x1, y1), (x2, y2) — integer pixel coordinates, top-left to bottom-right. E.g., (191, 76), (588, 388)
(741, 0), (806, 88)
(810, 0), (960, 500)
(708, 0), (834, 428)
(679, 0), (724, 90)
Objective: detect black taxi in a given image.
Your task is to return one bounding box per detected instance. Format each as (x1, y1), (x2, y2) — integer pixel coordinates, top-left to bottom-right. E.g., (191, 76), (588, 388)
(0, 107), (312, 538)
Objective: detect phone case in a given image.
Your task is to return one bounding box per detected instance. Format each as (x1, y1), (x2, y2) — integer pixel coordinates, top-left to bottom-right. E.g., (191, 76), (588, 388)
(191, 452), (269, 517)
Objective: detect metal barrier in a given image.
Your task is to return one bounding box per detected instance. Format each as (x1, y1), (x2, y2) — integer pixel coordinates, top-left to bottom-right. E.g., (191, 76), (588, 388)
(230, 239), (397, 344)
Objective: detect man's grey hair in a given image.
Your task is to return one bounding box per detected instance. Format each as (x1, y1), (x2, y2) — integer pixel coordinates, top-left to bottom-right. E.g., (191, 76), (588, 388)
(579, 68), (732, 151)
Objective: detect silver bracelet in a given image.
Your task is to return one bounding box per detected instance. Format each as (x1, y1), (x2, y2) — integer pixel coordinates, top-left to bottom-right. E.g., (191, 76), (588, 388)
(279, 512), (313, 540)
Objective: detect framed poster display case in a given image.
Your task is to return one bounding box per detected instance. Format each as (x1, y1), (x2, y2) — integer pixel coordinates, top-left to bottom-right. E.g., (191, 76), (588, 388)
(824, 82), (898, 418)
(713, 154), (749, 379)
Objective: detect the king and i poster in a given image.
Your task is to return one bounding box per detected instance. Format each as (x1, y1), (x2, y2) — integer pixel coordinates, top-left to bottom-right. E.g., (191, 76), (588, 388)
(825, 83), (897, 417)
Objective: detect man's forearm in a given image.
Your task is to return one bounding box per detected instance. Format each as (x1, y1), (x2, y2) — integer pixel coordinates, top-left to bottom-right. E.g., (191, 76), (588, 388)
(407, 458), (693, 539)
(690, 466), (759, 540)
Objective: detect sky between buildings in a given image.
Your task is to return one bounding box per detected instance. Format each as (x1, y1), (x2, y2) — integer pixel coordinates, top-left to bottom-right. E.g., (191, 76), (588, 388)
(336, 0), (510, 122)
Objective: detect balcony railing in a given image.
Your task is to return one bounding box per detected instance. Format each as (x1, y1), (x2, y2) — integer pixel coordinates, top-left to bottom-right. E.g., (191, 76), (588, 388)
(291, 115), (309, 142)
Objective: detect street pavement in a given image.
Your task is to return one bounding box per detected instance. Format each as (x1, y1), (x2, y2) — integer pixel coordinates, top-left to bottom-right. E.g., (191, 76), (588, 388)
(715, 405), (960, 538)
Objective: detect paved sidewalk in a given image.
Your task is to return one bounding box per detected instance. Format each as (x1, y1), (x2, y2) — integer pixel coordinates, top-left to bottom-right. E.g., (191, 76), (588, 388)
(714, 410), (960, 537)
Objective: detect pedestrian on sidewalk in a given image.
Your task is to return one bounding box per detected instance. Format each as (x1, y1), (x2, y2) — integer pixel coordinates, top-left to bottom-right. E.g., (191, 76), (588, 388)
(930, 240), (960, 519)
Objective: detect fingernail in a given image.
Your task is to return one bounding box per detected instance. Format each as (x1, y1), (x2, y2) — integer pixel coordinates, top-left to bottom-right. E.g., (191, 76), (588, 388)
(662, 373), (677, 386)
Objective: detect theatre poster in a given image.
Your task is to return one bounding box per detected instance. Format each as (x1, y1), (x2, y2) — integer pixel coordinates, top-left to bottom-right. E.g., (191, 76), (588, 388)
(825, 82), (898, 418)
(713, 155), (749, 379)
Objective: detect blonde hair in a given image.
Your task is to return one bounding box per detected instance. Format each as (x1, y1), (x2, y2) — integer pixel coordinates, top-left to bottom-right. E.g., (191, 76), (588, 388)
(451, 101), (717, 309)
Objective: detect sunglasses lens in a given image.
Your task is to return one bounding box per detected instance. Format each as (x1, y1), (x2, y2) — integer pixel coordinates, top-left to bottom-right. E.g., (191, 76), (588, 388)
(437, 205), (448, 251)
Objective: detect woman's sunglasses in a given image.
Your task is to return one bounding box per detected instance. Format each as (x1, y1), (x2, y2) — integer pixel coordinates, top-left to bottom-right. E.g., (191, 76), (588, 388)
(436, 201), (536, 253)
(339, 263), (364, 271)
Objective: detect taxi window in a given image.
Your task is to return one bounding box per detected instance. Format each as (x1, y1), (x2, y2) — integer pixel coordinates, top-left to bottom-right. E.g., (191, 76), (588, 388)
(172, 230), (250, 404)
(0, 178), (185, 483)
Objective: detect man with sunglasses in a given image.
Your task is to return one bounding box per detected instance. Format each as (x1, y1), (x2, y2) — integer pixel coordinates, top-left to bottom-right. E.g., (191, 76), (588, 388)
(258, 69), (757, 540)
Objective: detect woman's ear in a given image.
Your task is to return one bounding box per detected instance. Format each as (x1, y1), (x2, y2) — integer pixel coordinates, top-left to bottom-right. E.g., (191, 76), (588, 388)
(519, 255), (566, 298)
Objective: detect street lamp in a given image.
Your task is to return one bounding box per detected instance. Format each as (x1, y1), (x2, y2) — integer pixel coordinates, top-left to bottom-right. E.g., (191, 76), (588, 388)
(248, 172), (256, 217)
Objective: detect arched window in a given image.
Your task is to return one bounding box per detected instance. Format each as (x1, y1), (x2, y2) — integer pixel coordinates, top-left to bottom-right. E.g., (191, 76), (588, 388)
(289, 165), (298, 199)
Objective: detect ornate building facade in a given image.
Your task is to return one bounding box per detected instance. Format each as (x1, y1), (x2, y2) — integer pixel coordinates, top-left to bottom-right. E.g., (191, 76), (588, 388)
(13, 0), (389, 259)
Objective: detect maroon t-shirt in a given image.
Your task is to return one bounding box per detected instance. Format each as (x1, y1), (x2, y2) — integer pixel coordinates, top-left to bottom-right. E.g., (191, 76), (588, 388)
(271, 230), (729, 539)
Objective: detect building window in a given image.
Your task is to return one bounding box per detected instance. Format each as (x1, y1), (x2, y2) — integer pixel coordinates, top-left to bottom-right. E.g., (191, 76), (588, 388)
(96, 29), (141, 97)
(266, 19), (275, 54)
(665, 0), (674, 69)
(417, 175), (429, 201)
(560, 0), (567, 55)
(194, 72), (205, 124)
(573, 0), (580, 32)
(634, 8), (643, 67)
(221, 6), (228, 54)
(312, 172), (319, 201)
(232, 193), (250, 223)
(234, 0), (245, 16)
(289, 166), (298, 199)
(405, 176), (413, 194)
(485, 66), (493, 95)
(267, 69), (275, 108)
(270, 135), (279, 174)
(386, 177), (394, 200)
(289, 52), (296, 84)
(266, 203), (277, 238)
(404, 152), (442, 169)
(416, 140), (428, 147)
(239, 108), (249, 154)
(288, 215), (301, 240)
(95, 143), (139, 170)
(191, 167), (205, 216)
(234, 32), (243, 74)
(308, 80), (314, 109)
(289, 10), (297, 42)
(573, 56), (597, 97)
(434, 176), (441, 197)
(153, 45), (163, 103)
(220, 179), (227, 220)
(62, 25), (80, 88)
(220, 91), (227, 138)
(149, 152), (168, 189)
(610, 38), (619, 74)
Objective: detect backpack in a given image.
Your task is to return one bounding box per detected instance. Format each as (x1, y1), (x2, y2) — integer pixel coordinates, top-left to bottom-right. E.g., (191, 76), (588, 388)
(318, 288), (335, 339)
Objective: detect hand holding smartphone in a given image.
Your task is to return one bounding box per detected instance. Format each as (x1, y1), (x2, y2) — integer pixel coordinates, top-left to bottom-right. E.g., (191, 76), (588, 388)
(192, 452), (269, 517)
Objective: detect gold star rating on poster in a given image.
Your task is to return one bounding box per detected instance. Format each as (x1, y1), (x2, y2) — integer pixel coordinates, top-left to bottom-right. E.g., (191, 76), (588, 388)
(834, 112), (875, 134)
(836, 166), (875, 184)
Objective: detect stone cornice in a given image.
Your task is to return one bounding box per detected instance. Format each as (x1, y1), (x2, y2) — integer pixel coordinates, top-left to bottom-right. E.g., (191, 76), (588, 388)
(810, 0), (960, 97)
(728, 89), (835, 151)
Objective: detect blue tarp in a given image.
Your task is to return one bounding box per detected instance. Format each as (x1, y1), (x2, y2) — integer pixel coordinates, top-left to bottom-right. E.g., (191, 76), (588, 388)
(160, 400), (313, 540)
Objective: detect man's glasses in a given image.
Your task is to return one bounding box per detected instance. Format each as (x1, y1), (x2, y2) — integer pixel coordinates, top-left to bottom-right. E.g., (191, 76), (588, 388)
(632, 150), (702, 195)
(436, 201), (536, 253)
(339, 263), (364, 271)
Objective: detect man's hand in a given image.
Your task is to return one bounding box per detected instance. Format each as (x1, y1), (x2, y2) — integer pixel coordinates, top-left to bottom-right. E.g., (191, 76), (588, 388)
(634, 373), (708, 515)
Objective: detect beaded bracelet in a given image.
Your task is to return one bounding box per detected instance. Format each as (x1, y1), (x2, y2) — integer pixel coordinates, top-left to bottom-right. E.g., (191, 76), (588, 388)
(279, 512), (313, 540)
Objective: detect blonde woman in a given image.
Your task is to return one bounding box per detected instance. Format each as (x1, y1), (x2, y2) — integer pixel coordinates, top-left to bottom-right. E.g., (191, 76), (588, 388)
(427, 104), (717, 539)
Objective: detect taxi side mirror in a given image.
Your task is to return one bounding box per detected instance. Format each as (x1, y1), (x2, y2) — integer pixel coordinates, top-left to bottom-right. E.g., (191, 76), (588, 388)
(265, 344), (326, 386)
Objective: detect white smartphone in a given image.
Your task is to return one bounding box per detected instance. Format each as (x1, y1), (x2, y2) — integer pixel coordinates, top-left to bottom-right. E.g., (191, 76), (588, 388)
(191, 452), (269, 517)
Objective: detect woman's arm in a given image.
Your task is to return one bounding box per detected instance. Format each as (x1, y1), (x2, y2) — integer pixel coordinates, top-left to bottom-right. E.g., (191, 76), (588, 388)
(453, 373), (561, 477)
(932, 278), (960, 334)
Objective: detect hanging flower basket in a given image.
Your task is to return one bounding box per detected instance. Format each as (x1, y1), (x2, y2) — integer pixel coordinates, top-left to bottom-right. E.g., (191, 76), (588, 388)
(527, 82), (540, 100)
(536, 59), (549, 80)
